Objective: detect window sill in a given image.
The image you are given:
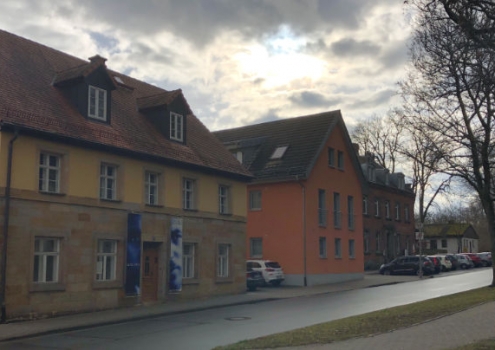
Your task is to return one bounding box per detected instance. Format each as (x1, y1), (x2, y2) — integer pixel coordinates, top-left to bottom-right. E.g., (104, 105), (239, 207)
(100, 198), (122, 203)
(334, 256), (342, 260)
(215, 277), (234, 284)
(183, 208), (198, 212)
(319, 256), (328, 259)
(219, 212), (233, 216)
(249, 208), (262, 211)
(39, 191), (66, 196)
(145, 203), (164, 208)
(30, 282), (65, 293)
(182, 278), (200, 285)
(93, 280), (122, 290)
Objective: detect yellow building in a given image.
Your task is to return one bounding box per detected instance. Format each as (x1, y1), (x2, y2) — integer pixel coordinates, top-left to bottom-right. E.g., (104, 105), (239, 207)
(0, 30), (251, 320)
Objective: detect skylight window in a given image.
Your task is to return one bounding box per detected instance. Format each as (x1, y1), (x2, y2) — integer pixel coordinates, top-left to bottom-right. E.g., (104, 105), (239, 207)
(114, 76), (124, 84)
(270, 146), (288, 159)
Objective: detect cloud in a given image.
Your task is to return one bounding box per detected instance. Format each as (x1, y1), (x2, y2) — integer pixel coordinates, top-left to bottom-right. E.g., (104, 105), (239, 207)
(330, 38), (381, 57)
(290, 91), (341, 108)
(348, 89), (397, 109)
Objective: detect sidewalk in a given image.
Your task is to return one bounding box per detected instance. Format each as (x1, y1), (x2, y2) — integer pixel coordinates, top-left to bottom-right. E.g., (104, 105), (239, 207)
(0, 272), (416, 342)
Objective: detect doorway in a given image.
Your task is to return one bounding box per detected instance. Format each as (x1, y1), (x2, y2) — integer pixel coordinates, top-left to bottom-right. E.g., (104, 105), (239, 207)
(141, 242), (161, 302)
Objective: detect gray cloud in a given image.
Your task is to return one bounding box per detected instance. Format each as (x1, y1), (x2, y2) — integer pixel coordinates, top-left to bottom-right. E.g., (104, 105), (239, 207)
(290, 91), (341, 108)
(330, 38), (381, 57)
(380, 42), (408, 69)
(348, 89), (396, 109)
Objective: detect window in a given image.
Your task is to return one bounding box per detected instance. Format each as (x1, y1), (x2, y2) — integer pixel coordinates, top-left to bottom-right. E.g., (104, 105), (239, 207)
(96, 240), (117, 281)
(335, 238), (342, 258)
(333, 192), (341, 228)
(349, 239), (355, 258)
(395, 203), (400, 220)
(100, 164), (117, 200)
(375, 199), (380, 217)
(219, 185), (231, 214)
(405, 205), (410, 222)
(39, 153), (60, 193)
(88, 85), (107, 120)
(250, 238), (262, 258)
(348, 196), (354, 229)
(233, 151), (243, 163)
(170, 112), (183, 141)
(376, 232), (381, 252)
(396, 234), (401, 254)
(363, 196), (368, 215)
(385, 201), (390, 219)
(364, 230), (370, 254)
(183, 178), (196, 210)
(318, 189), (327, 226)
(33, 238), (60, 283)
(217, 244), (230, 278)
(319, 237), (327, 258)
(441, 239), (447, 248)
(270, 146), (288, 159)
(144, 171), (159, 205)
(430, 240), (438, 249)
(337, 151), (344, 169)
(249, 190), (262, 210)
(183, 243), (196, 279)
(328, 147), (335, 167)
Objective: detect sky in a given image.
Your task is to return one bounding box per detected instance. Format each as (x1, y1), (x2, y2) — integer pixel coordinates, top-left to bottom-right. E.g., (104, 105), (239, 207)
(0, 0), (412, 131)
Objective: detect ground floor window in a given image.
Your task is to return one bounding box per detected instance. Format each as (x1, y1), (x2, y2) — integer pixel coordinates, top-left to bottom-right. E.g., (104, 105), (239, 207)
(33, 237), (60, 283)
(349, 239), (355, 258)
(334, 238), (342, 258)
(96, 239), (117, 281)
(217, 244), (230, 277)
(250, 238), (262, 258)
(183, 243), (196, 279)
(319, 237), (327, 258)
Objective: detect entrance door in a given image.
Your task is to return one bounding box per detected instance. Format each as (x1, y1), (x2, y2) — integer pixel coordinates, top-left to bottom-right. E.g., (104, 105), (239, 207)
(142, 243), (159, 302)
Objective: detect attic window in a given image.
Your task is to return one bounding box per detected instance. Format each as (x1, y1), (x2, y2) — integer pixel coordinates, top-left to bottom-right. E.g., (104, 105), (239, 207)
(88, 85), (107, 121)
(170, 112), (183, 142)
(114, 76), (124, 84)
(270, 146), (288, 160)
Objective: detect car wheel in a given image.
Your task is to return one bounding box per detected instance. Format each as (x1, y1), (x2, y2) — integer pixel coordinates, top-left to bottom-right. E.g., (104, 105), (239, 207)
(248, 285), (257, 292)
(271, 280), (282, 287)
(461, 264), (467, 269)
(482, 261), (488, 267)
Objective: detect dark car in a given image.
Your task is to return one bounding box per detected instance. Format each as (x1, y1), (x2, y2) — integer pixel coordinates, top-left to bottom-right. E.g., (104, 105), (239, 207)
(477, 252), (492, 267)
(427, 256), (442, 274)
(444, 254), (458, 270)
(246, 269), (264, 291)
(461, 253), (483, 267)
(379, 256), (435, 276)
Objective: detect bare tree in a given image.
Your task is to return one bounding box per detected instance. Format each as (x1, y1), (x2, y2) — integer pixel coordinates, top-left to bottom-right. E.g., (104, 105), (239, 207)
(402, 1), (495, 285)
(351, 113), (403, 173)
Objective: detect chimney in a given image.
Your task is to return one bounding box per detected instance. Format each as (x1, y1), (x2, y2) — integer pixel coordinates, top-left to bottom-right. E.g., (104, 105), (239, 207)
(352, 143), (360, 155)
(88, 55), (107, 66)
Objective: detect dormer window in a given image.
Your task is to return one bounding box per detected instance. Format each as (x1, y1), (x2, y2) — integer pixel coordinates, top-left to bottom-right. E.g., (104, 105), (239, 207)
(88, 85), (107, 121)
(170, 112), (183, 142)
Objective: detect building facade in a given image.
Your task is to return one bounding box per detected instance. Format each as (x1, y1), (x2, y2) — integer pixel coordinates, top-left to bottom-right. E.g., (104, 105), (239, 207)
(359, 152), (416, 269)
(215, 111), (365, 286)
(0, 30), (251, 320)
(423, 223), (479, 254)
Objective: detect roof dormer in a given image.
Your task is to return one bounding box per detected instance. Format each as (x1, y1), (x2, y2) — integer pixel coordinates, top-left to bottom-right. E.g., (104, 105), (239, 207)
(53, 55), (116, 123)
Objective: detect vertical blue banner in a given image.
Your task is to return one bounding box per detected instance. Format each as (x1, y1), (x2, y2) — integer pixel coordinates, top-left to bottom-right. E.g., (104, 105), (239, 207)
(169, 217), (183, 292)
(125, 213), (142, 296)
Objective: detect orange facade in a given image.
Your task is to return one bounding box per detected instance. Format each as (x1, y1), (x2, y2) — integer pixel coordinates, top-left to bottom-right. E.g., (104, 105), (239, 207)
(247, 123), (364, 286)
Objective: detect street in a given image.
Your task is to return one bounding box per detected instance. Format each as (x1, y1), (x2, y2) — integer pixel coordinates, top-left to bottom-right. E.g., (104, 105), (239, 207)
(0, 269), (491, 350)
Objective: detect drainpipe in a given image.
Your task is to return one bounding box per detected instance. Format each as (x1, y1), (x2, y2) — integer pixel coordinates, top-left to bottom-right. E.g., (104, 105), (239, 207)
(296, 176), (307, 287)
(1, 127), (19, 323)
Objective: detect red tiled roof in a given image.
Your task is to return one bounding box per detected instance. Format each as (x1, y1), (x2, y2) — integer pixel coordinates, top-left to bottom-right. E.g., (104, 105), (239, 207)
(0, 30), (251, 180)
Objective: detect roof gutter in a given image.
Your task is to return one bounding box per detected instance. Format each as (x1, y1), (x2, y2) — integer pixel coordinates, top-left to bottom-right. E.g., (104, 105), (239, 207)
(1, 126), (19, 323)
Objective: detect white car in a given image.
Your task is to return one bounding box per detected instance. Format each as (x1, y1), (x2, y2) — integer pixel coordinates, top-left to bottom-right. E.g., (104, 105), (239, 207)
(437, 255), (452, 272)
(246, 260), (285, 286)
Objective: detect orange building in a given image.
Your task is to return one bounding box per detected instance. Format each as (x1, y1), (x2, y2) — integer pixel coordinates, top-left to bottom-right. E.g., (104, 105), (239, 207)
(215, 111), (366, 286)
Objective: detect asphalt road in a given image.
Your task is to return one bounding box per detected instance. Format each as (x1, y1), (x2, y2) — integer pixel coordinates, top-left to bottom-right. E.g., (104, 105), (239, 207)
(1, 269), (491, 350)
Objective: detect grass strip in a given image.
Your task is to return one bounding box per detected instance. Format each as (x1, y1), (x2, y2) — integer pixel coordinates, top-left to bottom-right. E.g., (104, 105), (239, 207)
(214, 287), (495, 350)
(451, 339), (495, 350)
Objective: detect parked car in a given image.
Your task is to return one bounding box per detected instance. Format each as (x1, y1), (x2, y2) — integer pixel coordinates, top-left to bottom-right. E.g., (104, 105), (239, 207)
(247, 260), (285, 286)
(444, 254), (458, 270)
(477, 252), (492, 267)
(455, 254), (473, 269)
(427, 256), (442, 274)
(246, 267), (264, 291)
(436, 255), (452, 272)
(461, 253), (482, 267)
(379, 255), (435, 276)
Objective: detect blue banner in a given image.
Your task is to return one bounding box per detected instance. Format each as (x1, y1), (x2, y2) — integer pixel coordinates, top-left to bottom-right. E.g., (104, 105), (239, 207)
(125, 213), (142, 296)
(169, 217), (183, 292)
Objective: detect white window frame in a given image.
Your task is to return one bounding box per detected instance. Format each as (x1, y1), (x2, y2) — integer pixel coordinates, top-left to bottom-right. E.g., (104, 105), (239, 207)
(33, 237), (60, 283)
(337, 150), (344, 169)
(333, 192), (341, 228)
(349, 239), (355, 258)
(183, 178), (196, 210)
(145, 171), (159, 205)
(88, 85), (107, 121)
(39, 152), (60, 193)
(95, 239), (117, 281)
(385, 201), (390, 218)
(170, 112), (184, 142)
(364, 230), (370, 254)
(328, 147), (335, 167)
(348, 196), (355, 230)
(363, 196), (368, 215)
(217, 244), (230, 278)
(250, 238), (263, 258)
(100, 163), (117, 200)
(319, 237), (327, 258)
(395, 203), (401, 220)
(318, 189), (327, 226)
(182, 243), (196, 279)
(249, 190), (262, 210)
(219, 185), (230, 214)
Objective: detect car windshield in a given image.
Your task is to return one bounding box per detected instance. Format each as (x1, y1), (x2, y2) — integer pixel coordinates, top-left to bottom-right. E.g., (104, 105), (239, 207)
(266, 262), (281, 268)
